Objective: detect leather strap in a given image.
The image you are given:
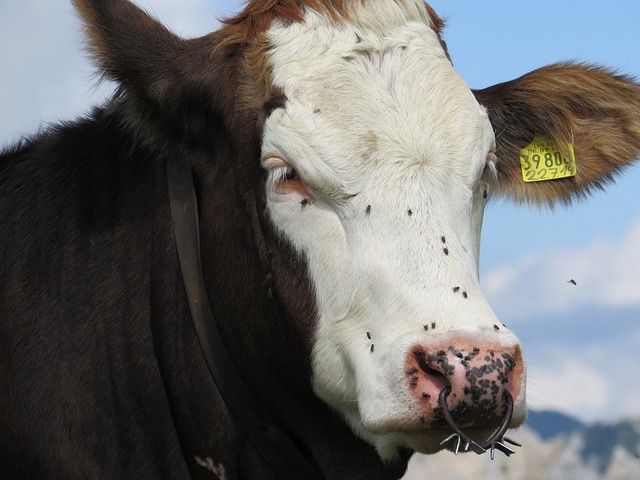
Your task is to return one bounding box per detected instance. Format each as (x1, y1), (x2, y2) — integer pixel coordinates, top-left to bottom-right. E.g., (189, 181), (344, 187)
(167, 155), (324, 479)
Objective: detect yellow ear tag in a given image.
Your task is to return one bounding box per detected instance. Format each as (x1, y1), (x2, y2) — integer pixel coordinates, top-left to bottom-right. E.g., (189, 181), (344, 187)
(519, 136), (576, 183)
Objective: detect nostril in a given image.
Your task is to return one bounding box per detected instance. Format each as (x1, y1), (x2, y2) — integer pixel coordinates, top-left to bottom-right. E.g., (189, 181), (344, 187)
(423, 366), (443, 378)
(413, 350), (449, 393)
(416, 355), (444, 378)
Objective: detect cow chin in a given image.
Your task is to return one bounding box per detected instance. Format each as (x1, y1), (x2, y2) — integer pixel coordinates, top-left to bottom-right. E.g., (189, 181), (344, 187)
(346, 400), (527, 462)
(367, 430), (486, 461)
(342, 415), (455, 461)
(397, 426), (507, 457)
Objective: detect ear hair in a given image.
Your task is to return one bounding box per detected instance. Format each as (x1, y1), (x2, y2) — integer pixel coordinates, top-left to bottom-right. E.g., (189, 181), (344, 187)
(74, 0), (184, 103)
(474, 63), (640, 205)
(72, 0), (235, 150)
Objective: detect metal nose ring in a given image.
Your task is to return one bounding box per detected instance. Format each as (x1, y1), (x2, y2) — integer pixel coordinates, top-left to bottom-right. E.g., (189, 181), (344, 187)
(438, 384), (522, 459)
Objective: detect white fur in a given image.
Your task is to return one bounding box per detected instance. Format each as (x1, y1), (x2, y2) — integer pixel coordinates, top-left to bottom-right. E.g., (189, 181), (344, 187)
(262, 0), (525, 459)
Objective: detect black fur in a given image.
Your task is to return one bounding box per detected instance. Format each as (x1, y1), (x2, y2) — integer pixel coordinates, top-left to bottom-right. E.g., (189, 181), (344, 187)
(0, 102), (408, 479)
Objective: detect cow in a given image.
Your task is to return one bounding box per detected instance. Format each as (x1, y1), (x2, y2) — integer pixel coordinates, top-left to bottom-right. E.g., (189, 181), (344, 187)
(1, 0), (639, 479)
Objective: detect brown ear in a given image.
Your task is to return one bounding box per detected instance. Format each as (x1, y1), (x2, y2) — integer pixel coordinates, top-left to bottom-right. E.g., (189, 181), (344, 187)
(72, 0), (233, 147)
(474, 63), (640, 204)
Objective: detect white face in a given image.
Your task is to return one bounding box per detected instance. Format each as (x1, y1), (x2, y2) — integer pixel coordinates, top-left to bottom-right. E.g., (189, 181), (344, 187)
(261, 0), (525, 459)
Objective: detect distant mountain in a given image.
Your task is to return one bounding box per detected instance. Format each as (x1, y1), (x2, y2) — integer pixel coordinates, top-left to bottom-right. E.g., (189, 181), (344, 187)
(525, 410), (640, 472)
(580, 420), (640, 473)
(526, 409), (585, 440)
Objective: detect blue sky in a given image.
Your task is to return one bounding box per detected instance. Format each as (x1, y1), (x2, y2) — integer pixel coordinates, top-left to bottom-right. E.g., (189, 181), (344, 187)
(1, 0), (639, 423)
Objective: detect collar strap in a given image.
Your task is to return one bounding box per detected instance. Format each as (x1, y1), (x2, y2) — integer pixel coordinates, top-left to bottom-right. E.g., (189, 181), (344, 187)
(167, 154), (324, 479)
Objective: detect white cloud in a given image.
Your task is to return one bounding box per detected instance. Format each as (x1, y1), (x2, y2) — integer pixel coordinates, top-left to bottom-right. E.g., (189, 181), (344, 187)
(482, 216), (640, 321)
(526, 359), (609, 419)
(524, 331), (640, 422)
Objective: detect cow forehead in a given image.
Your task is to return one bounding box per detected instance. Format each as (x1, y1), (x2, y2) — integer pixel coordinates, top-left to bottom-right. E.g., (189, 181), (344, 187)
(263, 1), (494, 186)
(260, 1), (496, 299)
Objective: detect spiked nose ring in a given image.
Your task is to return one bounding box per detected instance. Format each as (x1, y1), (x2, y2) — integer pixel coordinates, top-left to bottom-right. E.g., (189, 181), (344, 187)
(438, 384), (521, 458)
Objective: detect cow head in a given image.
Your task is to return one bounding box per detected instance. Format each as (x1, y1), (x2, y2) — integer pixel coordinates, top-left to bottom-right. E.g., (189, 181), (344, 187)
(73, 0), (640, 463)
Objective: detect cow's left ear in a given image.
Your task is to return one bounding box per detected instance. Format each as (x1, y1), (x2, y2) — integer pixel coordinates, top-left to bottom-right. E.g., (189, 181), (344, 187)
(474, 63), (640, 204)
(73, 0), (234, 147)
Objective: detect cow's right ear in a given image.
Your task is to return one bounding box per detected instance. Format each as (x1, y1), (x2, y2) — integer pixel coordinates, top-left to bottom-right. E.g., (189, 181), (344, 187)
(474, 64), (640, 205)
(72, 0), (234, 147)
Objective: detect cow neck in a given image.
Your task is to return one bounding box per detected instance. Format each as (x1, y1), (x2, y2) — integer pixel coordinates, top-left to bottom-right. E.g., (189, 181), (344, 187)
(166, 154), (324, 480)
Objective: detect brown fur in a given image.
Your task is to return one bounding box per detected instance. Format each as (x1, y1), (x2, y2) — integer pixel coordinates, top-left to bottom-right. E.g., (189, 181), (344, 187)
(218, 0), (343, 48)
(474, 64), (640, 205)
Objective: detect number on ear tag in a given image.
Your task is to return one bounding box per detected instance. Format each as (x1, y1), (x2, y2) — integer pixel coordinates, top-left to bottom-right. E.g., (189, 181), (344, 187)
(519, 136), (576, 183)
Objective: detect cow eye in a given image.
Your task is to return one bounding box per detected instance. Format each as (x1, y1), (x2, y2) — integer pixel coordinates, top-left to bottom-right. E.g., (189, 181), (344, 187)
(265, 157), (311, 198)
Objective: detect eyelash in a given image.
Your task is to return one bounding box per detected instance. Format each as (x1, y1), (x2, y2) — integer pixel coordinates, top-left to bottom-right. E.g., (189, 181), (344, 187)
(270, 166), (299, 188)
(266, 162), (312, 199)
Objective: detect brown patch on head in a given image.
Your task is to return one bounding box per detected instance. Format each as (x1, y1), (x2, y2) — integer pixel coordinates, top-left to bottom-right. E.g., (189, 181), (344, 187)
(227, 31), (282, 150)
(475, 63), (640, 205)
(424, 3), (445, 34)
(424, 3), (450, 60)
(218, 0), (349, 49)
